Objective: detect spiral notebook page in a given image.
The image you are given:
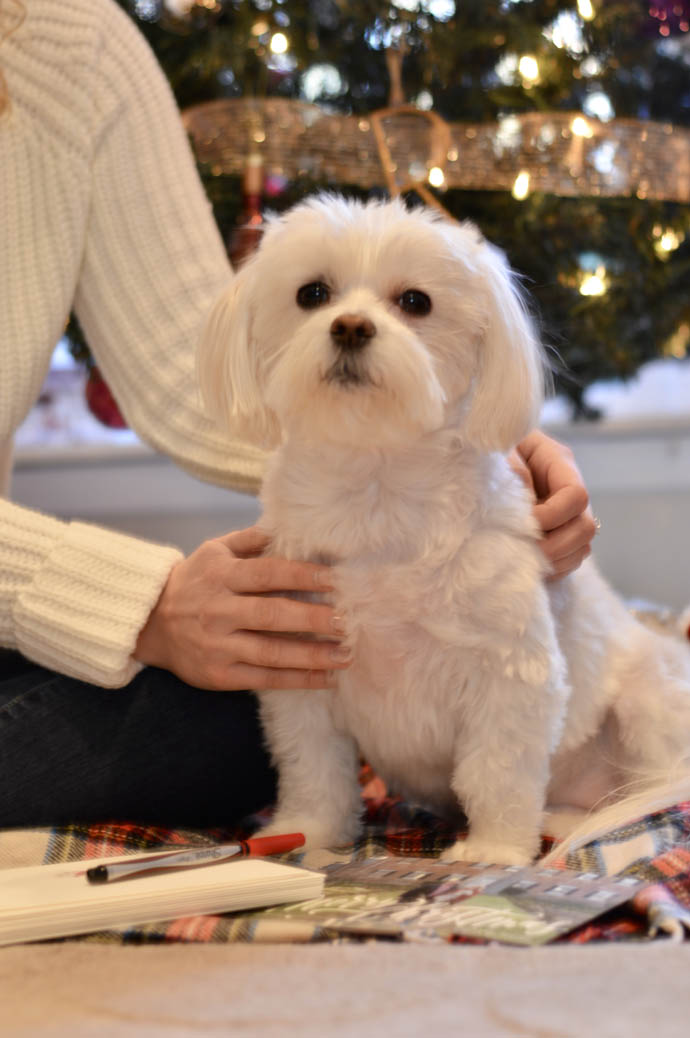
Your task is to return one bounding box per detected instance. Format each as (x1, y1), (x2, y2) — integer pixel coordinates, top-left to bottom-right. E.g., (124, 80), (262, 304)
(0, 852), (324, 946)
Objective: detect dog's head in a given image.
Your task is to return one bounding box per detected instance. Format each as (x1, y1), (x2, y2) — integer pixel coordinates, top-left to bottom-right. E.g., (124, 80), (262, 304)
(199, 195), (545, 452)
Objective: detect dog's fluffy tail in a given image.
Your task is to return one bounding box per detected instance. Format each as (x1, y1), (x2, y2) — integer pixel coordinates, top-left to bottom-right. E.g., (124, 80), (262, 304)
(540, 771), (690, 866)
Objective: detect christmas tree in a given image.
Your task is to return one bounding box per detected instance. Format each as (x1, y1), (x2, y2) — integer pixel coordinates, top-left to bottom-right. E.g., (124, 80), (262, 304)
(77, 0), (690, 419)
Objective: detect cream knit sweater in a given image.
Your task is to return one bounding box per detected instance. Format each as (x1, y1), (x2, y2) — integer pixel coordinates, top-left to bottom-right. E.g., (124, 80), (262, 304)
(0, 0), (266, 686)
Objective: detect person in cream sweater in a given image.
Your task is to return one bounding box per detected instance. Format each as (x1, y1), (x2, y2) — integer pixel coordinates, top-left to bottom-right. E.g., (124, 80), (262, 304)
(0, 0), (595, 827)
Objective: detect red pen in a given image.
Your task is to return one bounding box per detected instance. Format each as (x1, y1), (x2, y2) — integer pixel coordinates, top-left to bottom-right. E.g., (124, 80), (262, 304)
(85, 833), (305, 884)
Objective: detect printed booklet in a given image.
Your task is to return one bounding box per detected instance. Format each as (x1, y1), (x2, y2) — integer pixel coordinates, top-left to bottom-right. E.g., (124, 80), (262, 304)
(256, 854), (646, 945)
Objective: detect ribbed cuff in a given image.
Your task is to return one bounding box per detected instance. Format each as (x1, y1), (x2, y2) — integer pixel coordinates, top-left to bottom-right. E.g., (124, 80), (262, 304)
(13, 520), (183, 687)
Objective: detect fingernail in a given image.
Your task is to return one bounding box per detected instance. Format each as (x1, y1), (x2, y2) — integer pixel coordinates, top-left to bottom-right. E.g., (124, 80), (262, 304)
(314, 567), (335, 589)
(331, 614), (346, 635)
(329, 645), (352, 664)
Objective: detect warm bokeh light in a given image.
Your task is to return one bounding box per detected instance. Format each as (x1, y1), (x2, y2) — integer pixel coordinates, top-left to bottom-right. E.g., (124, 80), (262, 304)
(519, 54), (540, 84)
(571, 115), (594, 138)
(428, 166), (446, 187)
(511, 171), (531, 199)
(579, 265), (608, 296)
(270, 33), (289, 54)
(653, 226), (685, 259)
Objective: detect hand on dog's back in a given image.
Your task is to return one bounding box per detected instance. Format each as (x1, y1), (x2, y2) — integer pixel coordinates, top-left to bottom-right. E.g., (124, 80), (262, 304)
(134, 525), (350, 690)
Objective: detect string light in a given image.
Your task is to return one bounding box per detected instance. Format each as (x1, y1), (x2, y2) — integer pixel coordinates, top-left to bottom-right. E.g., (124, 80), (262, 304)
(579, 264), (608, 296)
(652, 225), (685, 259)
(545, 12), (585, 55)
(270, 32), (289, 54)
(512, 170), (531, 199)
(577, 0), (595, 20)
(580, 55), (603, 76)
(518, 55), (540, 85)
(584, 90), (614, 122)
(495, 53), (519, 86)
(428, 166), (445, 188)
(571, 115), (594, 138)
(302, 64), (345, 102)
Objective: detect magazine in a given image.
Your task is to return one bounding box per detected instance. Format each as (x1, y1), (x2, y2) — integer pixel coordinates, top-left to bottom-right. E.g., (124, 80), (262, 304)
(258, 854), (646, 945)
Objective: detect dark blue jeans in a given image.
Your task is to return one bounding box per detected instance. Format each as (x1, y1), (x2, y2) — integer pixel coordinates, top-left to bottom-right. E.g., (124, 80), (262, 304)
(0, 651), (277, 828)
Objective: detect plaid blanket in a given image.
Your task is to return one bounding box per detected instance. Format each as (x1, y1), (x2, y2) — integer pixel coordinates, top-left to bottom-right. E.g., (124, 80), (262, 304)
(1, 795), (689, 946)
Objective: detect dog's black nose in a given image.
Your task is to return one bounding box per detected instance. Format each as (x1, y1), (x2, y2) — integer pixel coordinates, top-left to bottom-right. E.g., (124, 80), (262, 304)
(330, 313), (376, 351)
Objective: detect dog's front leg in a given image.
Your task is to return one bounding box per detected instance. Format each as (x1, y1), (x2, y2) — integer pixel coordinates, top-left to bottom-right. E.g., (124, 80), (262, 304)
(257, 690), (363, 850)
(442, 656), (567, 866)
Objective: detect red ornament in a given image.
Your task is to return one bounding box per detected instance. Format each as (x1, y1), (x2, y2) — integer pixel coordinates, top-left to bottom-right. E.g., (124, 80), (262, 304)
(85, 367), (127, 428)
(228, 152), (264, 269)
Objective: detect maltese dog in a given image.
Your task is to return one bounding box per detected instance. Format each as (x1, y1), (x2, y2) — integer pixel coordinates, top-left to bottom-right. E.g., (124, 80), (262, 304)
(199, 195), (690, 865)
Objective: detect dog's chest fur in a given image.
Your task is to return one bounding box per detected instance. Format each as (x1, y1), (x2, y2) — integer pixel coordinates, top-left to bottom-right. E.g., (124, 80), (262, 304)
(259, 437), (557, 814)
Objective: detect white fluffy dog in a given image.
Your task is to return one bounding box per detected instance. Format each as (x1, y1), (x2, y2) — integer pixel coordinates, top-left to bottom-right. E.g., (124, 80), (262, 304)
(199, 195), (690, 865)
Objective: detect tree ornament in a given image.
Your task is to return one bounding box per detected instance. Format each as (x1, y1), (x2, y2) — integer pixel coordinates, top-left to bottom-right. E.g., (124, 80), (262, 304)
(85, 368), (127, 429)
(370, 103), (454, 217)
(183, 99), (690, 205)
(384, 42), (407, 108)
(227, 150), (265, 268)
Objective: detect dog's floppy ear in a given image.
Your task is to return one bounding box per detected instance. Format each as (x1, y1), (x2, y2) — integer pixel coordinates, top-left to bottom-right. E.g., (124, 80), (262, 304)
(197, 266), (281, 448)
(464, 241), (545, 452)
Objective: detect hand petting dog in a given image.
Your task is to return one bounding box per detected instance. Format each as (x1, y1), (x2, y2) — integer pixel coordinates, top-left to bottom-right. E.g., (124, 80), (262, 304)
(135, 525), (350, 691)
(512, 430), (597, 579)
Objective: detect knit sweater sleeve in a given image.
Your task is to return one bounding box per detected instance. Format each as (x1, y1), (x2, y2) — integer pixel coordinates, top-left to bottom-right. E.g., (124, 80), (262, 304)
(0, 499), (183, 687)
(0, 0), (259, 685)
(74, 0), (266, 494)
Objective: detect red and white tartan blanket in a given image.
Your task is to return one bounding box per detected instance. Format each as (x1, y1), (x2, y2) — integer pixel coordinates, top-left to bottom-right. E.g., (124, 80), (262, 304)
(1, 794), (689, 946)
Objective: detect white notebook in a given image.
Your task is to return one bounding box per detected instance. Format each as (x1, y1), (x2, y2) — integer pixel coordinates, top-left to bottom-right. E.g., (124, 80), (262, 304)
(0, 850), (324, 946)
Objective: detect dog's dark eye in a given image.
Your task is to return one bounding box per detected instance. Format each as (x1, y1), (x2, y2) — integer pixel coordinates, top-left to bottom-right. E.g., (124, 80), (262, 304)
(297, 281), (331, 309)
(398, 289), (432, 316)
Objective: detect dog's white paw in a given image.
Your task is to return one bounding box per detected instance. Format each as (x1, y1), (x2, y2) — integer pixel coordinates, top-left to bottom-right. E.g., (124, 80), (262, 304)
(258, 815), (359, 851)
(440, 837), (534, 867)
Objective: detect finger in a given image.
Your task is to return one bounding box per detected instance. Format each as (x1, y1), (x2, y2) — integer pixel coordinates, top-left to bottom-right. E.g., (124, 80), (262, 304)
(522, 439), (586, 506)
(541, 511), (597, 562)
(239, 596), (346, 636)
(226, 664), (337, 692)
(226, 555), (335, 594)
(217, 526), (272, 557)
(546, 544), (591, 581)
(533, 484), (590, 534)
(232, 631), (351, 673)
(508, 450), (535, 495)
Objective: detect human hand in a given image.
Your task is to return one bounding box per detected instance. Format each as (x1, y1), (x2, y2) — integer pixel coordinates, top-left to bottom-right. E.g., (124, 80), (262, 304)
(134, 526), (349, 691)
(513, 430), (597, 579)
